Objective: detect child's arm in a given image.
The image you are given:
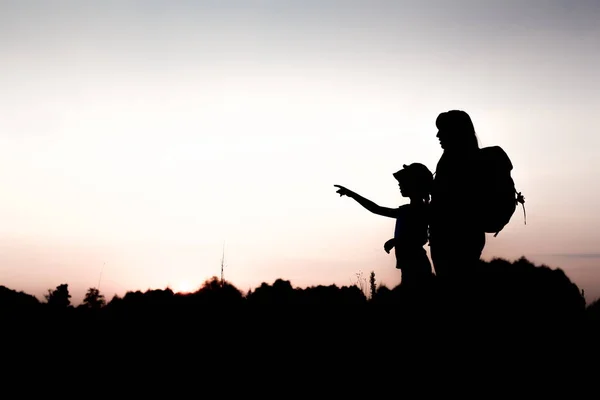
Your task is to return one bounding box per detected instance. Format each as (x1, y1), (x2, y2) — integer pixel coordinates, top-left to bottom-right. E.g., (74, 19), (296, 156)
(384, 238), (395, 254)
(334, 185), (399, 218)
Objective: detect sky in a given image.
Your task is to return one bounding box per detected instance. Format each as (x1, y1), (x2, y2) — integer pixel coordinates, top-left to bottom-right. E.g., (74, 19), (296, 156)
(0, 0), (599, 305)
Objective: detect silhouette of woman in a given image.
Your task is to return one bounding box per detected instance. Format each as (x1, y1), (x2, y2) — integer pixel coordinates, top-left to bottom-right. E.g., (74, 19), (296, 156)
(429, 110), (485, 280)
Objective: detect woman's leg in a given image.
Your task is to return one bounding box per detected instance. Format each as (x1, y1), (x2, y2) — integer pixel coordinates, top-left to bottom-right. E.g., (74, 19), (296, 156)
(430, 230), (485, 279)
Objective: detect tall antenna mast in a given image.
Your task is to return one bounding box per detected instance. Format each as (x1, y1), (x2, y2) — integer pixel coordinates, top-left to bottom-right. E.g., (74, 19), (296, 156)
(220, 242), (225, 286)
(98, 262), (105, 290)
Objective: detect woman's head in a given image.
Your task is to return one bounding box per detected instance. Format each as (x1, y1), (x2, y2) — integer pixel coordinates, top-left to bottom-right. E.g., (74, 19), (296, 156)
(393, 163), (433, 202)
(436, 110), (479, 151)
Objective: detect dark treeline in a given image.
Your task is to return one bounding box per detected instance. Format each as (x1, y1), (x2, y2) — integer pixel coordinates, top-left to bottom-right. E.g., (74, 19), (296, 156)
(2, 256), (600, 365)
(2, 257), (598, 325)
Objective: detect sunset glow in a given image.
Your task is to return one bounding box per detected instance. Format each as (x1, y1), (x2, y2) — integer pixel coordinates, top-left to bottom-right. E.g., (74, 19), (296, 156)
(173, 280), (197, 294)
(0, 1), (599, 305)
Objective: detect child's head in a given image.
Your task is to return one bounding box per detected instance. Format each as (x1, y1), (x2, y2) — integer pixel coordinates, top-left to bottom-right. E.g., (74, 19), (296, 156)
(393, 163), (433, 202)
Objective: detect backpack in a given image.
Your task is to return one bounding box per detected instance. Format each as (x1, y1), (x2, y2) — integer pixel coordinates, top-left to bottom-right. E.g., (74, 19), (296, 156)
(477, 146), (526, 236)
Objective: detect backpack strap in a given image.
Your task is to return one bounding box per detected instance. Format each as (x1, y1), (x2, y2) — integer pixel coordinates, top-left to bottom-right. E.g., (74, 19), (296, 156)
(494, 189), (526, 237)
(516, 190), (526, 225)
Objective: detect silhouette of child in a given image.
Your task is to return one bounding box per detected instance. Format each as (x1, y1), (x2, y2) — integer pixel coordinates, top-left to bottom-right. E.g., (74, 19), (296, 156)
(334, 163), (433, 287)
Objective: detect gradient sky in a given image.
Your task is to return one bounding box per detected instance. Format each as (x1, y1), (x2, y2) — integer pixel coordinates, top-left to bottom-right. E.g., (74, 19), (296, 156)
(1, 0), (599, 305)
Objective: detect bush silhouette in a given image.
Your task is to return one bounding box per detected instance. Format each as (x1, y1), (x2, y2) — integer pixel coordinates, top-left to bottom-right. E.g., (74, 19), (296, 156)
(0, 257), (595, 352)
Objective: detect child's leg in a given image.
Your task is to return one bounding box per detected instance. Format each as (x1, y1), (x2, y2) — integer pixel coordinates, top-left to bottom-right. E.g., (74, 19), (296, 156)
(399, 250), (433, 287)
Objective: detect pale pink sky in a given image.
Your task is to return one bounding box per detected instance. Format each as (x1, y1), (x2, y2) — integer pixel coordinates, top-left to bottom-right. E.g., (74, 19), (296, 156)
(1, 1), (599, 304)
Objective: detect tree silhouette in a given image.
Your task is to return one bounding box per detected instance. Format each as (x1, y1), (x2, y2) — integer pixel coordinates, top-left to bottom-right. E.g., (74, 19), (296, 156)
(369, 271), (376, 300)
(44, 284), (71, 308)
(82, 287), (106, 309)
(0, 285), (40, 309)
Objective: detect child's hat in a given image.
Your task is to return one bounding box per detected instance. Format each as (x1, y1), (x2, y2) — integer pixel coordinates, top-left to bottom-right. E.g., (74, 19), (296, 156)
(393, 163), (433, 182)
